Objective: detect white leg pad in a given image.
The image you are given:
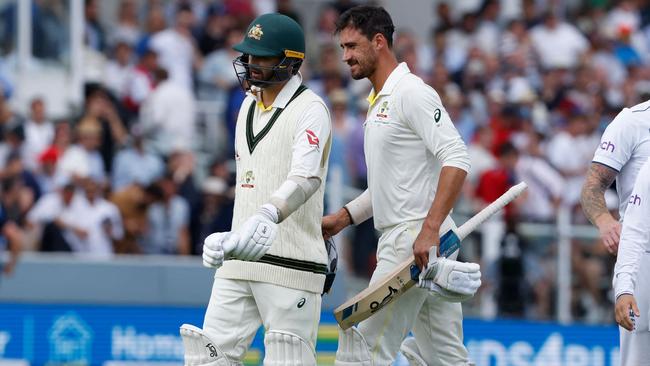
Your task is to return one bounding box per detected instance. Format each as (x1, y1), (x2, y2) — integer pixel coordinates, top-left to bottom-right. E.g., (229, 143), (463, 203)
(180, 324), (240, 366)
(263, 330), (316, 366)
(399, 337), (427, 366)
(334, 327), (373, 366)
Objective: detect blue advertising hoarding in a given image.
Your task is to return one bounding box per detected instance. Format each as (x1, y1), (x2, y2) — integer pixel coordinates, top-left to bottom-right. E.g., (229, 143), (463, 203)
(0, 304), (619, 366)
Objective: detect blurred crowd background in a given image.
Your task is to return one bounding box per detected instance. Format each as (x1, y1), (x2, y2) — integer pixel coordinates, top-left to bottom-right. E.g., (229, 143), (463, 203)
(1, 0), (650, 325)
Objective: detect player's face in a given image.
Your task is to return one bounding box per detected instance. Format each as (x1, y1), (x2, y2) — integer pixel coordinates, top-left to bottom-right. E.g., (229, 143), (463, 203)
(248, 55), (282, 81)
(339, 27), (378, 80)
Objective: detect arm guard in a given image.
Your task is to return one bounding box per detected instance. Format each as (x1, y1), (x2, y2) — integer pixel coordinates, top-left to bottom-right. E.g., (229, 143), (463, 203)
(269, 175), (321, 222)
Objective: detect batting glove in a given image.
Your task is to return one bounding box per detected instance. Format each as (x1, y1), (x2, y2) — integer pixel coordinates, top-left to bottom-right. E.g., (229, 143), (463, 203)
(419, 279), (478, 302)
(202, 232), (239, 268)
(231, 205), (278, 261)
(419, 247), (482, 296)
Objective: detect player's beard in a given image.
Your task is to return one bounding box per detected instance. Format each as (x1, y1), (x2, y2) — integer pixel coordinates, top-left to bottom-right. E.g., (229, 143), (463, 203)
(348, 51), (378, 80)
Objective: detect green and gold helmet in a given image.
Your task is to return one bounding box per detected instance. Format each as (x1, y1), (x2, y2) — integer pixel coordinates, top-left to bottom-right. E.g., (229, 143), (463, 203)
(232, 13), (305, 89)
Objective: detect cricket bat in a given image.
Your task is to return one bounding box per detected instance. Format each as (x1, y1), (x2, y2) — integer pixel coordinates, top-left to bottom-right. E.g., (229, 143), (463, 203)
(334, 182), (528, 330)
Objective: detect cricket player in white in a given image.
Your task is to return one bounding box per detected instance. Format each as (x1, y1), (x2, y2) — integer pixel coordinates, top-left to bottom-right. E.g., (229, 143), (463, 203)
(179, 14), (332, 365)
(614, 157), (650, 366)
(581, 99), (650, 365)
(322, 6), (480, 365)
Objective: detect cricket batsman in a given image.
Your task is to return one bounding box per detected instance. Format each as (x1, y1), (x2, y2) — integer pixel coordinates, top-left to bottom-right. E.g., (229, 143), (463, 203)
(614, 156), (650, 366)
(180, 13), (332, 365)
(322, 6), (480, 365)
(582, 99), (650, 365)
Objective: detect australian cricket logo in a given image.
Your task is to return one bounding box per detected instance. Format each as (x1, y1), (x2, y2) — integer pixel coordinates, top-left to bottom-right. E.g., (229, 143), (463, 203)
(241, 170), (255, 188)
(248, 24), (264, 40)
(377, 101), (390, 119)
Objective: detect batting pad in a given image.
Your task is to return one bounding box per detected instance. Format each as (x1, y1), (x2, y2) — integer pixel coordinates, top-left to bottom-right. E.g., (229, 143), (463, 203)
(263, 330), (316, 365)
(179, 324), (237, 366)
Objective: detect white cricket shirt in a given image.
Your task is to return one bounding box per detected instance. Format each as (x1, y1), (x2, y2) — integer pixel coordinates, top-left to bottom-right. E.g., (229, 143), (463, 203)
(592, 99), (650, 218)
(363, 63), (470, 230)
(614, 157), (650, 298)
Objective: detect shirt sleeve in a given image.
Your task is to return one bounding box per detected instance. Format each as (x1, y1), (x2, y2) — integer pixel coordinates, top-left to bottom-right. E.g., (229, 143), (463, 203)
(593, 108), (635, 171)
(613, 157), (650, 298)
(401, 84), (471, 172)
(288, 101), (332, 178)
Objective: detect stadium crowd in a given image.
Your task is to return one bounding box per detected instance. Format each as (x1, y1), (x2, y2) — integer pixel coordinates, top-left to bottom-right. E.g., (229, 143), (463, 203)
(2, 0), (650, 324)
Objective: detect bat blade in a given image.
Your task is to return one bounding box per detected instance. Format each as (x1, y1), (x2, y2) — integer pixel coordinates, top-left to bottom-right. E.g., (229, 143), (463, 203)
(333, 182), (527, 329)
(334, 228), (460, 330)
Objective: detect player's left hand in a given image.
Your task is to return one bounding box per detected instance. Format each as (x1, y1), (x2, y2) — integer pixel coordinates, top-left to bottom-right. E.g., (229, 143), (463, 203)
(413, 225), (440, 270)
(615, 294), (640, 331)
(419, 247), (481, 296)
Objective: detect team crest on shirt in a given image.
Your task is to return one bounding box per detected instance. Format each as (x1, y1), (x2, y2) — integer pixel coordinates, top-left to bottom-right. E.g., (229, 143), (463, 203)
(248, 24), (264, 40)
(241, 170), (255, 188)
(373, 101), (390, 124)
(377, 101), (390, 118)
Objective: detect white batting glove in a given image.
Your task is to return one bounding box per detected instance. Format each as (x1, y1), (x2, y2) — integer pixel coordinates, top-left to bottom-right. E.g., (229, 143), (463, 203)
(418, 247), (482, 297)
(419, 280), (477, 302)
(202, 232), (239, 268)
(231, 205), (278, 261)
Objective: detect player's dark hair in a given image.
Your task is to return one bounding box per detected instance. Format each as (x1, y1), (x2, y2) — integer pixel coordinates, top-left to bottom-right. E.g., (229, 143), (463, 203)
(335, 5), (395, 48)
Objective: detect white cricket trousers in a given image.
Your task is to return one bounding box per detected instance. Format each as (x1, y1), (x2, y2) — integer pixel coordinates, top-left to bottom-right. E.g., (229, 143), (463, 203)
(357, 218), (470, 365)
(619, 253), (650, 366)
(202, 277), (322, 361)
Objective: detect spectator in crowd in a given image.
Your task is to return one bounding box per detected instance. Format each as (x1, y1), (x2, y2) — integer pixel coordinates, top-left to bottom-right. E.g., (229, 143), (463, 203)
(111, 124), (164, 191)
(103, 41), (135, 101)
(1, 152), (40, 219)
(23, 98), (55, 172)
(78, 177), (123, 258)
(57, 118), (106, 185)
(124, 49), (158, 114)
(475, 141), (520, 317)
(198, 27), (243, 102)
(326, 89), (354, 186)
(530, 11), (589, 70)
(546, 112), (594, 207)
(81, 87), (128, 172)
(34, 147), (59, 195)
(195, 176), (233, 254)
(109, 182), (162, 254)
(197, 3), (236, 55)
(141, 175), (190, 255)
(84, 0), (106, 52)
(135, 5), (167, 57)
(140, 68), (196, 156)
(26, 178), (87, 252)
(0, 199), (22, 277)
(149, 4), (202, 90)
(109, 0), (141, 47)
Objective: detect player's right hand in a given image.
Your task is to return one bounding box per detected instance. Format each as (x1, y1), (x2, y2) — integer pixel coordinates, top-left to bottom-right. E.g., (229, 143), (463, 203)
(615, 294), (640, 331)
(596, 215), (621, 254)
(322, 209), (351, 239)
(202, 232), (239, 268)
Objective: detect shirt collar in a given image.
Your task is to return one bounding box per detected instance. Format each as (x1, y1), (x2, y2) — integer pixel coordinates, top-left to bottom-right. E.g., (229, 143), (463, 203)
(366, 62), (411, 106)
(250, 73), (303, 111)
